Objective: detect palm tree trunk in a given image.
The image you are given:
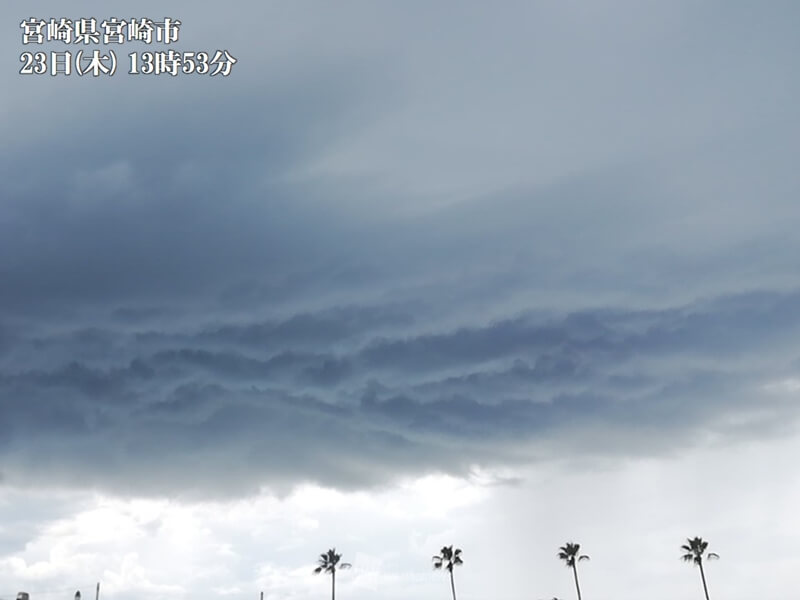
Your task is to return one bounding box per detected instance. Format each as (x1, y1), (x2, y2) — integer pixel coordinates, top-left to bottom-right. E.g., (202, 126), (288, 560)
(332, 570), (336, 600)
(572, 564), (583, 600)
(449, 569), (457, 600)
(698, 561), (710, 600)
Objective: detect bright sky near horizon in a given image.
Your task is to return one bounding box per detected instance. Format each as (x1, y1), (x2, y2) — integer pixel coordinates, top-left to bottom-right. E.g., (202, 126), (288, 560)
(2, 2), (800, 600)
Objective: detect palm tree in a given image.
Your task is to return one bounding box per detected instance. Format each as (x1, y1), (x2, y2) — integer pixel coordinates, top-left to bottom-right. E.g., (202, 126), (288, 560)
(558, 542), (590, 600)
(681, 537), (719, 600)
(432, 545), (463, 600)
(313, 548), (352, 600)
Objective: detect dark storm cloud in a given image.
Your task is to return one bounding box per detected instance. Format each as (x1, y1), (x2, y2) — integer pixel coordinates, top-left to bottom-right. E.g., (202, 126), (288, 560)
(198, 306), (414, 350)
(0, 53), (395, 315)
(2, 288), (799, 498)
(2, 0), (800, 501)
(361, 290), (800, 376)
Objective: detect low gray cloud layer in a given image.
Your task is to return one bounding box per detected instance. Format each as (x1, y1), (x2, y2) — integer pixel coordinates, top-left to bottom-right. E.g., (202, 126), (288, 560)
(2, 288), (798, 498)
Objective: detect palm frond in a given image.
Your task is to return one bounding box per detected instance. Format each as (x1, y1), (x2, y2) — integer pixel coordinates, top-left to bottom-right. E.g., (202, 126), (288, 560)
(680, 536), (718, 567)
(433, 544), (463, 574)
(314, 547), (350, 575)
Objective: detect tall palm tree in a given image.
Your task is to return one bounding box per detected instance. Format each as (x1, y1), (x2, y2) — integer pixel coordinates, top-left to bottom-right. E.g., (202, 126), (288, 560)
(558, 542), (590, 600)
(681, 537), (719, 600)
(432, 545), (463, 600)
(313, 548), (352, 600)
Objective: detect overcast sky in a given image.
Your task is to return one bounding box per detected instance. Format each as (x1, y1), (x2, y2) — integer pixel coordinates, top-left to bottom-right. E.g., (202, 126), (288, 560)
(2, 2), (800, 600)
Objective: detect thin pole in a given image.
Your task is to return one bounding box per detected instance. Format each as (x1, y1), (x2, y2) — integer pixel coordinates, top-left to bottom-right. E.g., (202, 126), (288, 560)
(96, 582), (100, 600)
(260, 592), (264, 600)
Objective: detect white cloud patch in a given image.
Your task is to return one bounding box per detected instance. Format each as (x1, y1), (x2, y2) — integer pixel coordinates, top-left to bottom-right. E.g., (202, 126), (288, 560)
(3, 437), (799, 600)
